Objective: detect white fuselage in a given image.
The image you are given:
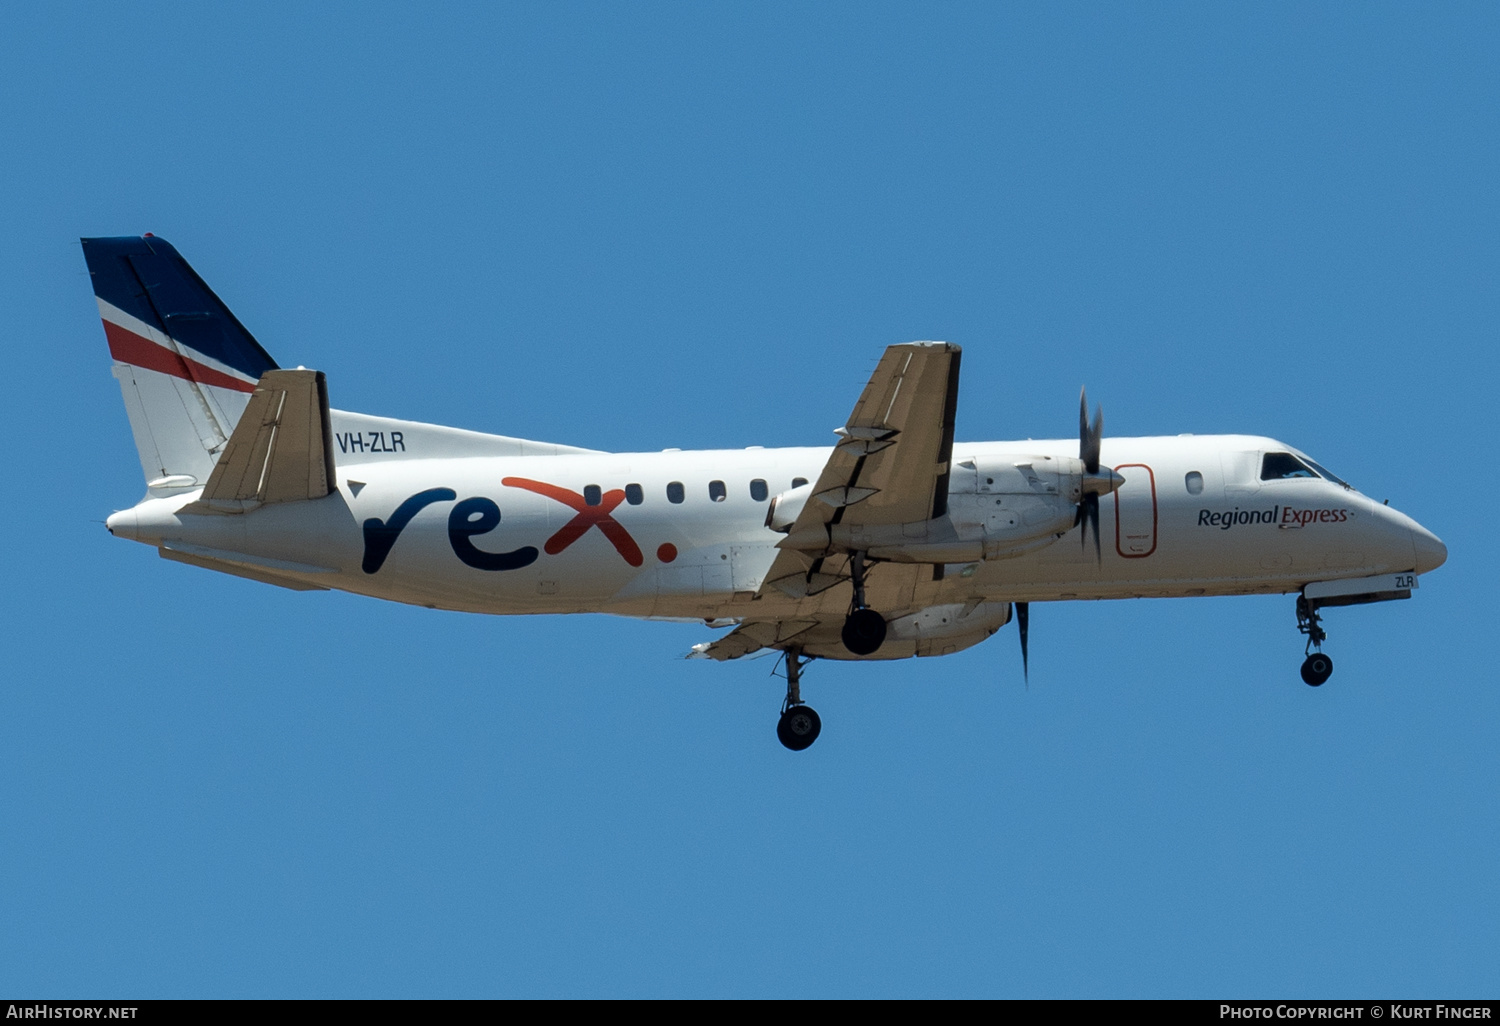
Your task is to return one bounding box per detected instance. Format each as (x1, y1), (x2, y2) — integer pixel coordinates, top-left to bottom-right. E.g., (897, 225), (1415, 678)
(81, 237), (1446, 685)
(108, 414), (1442, 660)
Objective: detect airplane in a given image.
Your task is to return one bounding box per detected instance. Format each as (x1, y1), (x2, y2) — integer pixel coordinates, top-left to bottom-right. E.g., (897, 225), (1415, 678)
(86, 234), (1448, 751)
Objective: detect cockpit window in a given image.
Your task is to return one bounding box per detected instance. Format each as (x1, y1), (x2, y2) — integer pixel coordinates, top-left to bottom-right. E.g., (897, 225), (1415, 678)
(1301, 457), (1349, 488)
(1261, 452), (1318, 480)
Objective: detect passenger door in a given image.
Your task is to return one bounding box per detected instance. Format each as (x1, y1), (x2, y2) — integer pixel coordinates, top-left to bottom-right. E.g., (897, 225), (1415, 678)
(1112, 464), (1158, 558)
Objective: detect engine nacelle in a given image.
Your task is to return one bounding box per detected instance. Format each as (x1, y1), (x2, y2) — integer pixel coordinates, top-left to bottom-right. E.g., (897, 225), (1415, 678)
(946, 454), (1085, 559)
(770, 454), (1121, 563)
(765, 482), (814, 533)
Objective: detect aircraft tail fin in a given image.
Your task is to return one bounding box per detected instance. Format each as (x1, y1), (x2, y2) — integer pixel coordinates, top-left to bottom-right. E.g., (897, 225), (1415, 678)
(182, 369), (337, 514)
(81, 235), (279, 492)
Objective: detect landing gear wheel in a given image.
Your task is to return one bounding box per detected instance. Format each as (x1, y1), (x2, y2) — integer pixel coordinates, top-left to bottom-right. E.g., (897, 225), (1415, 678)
(841, 607), (887, 656)
(777, 705), (822, 751)
(1301, 652), (1334, 687)
(839, 550), (887, 656)
(1296, 596), (1334, 686)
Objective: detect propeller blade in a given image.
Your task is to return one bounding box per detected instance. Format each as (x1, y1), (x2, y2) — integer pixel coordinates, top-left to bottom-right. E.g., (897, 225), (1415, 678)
(1087, 492), (1101, 563)
(1090, 407), (1103, 471)
(1016, 601), (1029, 685)
(1079, 387), (1090, 463)
(1077, 492), (1102, 562)
(1079, 387), (1102, 474)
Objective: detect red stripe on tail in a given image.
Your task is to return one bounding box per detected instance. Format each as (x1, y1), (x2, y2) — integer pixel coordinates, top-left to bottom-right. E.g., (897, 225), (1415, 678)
(103, 320), (257, 393)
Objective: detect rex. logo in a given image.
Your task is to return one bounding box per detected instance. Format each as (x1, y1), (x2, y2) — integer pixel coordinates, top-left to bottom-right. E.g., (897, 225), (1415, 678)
(360, 480), (645, 574)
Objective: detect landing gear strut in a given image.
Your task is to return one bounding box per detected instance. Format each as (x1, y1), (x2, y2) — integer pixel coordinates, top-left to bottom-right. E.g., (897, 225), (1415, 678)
(1296, 595), (1334, 687)
(776, 648), (822, 751)
(840, 551), (887, 656)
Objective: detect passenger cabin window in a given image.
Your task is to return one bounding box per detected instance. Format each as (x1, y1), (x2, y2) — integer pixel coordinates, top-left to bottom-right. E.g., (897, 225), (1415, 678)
(1185, 471), (1204, 495)
(583, 485), (602, 506)
(667, 481), (685, 504)
(1261, 452), (1317, 481)
(750, 479), (768, 501)
(792, 477), (808, 489)
(709, 480), (727, 502)
(625, 483), (643, 505)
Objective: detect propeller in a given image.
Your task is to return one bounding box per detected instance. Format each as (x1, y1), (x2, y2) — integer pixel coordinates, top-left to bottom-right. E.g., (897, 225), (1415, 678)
(1074, 387), (1127, 563)
(1016, 392), (1123, 684)
(1076, 387), (1104, 562)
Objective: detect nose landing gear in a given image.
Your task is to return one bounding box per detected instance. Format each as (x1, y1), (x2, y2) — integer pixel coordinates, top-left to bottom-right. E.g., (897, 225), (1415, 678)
(1296, 596), (1334, 687)
(776, 648), (822, 751)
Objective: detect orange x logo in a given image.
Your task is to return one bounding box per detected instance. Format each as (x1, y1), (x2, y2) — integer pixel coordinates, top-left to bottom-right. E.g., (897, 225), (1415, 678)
(501, 477), (644, 567)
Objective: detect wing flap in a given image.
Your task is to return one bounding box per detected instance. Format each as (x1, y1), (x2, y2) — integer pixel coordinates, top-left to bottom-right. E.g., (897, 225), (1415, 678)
(689, 619), (819, 661)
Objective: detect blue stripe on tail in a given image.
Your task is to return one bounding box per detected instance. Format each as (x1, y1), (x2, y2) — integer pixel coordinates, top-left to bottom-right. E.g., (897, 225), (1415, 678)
(80, 235), (278, 381)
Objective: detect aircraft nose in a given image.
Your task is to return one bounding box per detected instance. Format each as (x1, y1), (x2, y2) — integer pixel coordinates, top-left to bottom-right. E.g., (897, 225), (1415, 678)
(1412, 525), (1447, 575)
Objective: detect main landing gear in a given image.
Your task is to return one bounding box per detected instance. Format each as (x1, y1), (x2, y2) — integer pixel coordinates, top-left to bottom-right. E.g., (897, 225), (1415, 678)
(776, 648), (822, 751)
(776, 551), (883, 749)
(840, 551), (887, 656)
(1296, 595), (1334, 687)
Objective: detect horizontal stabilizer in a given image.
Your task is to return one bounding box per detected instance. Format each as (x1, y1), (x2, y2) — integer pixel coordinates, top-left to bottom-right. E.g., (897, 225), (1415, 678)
(159, 545), (332, 591)
(185, 369), (336, 513)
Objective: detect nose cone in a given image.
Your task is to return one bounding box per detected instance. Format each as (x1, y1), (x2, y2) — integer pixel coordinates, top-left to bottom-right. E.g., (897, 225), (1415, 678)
(1413, 525), (1447, 575)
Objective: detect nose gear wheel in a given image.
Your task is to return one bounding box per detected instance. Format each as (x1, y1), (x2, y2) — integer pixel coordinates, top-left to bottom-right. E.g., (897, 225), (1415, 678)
(1296, 596), (1334, 687)
(1301, 652), (1334, 687)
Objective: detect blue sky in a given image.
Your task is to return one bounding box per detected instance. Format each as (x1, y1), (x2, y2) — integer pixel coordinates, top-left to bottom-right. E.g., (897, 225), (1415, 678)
(2, 2), (1496, 997)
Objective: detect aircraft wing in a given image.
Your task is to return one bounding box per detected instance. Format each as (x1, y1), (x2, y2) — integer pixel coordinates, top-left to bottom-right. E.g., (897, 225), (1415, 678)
(762, 341), (961, 598)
